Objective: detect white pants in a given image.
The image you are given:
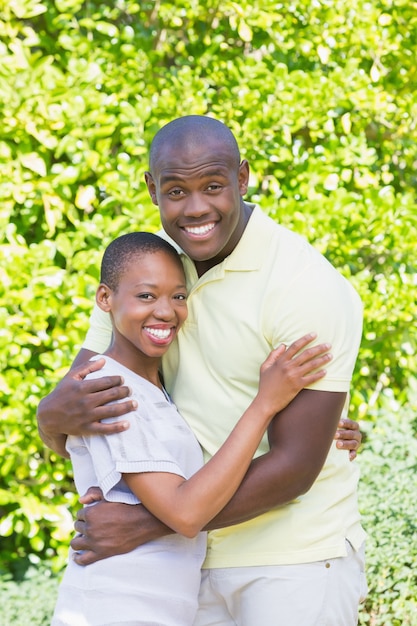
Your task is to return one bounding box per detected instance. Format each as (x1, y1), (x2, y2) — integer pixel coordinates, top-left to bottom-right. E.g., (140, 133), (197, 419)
(194, 541), (367, 626)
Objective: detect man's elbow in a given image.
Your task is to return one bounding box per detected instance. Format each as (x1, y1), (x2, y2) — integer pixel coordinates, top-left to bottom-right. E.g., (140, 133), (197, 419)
(37, 422), (69, 458)
(297, 472), (317, 495)
(269, 464), (320, 505)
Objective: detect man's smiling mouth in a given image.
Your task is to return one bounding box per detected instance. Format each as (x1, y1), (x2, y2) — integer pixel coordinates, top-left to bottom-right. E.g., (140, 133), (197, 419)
(183, 223), (216, 236)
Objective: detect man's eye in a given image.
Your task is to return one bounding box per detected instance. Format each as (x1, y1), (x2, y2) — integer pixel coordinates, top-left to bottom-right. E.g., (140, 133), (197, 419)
(137, 293), (153, 300)
(175, 294), (187, 301)
(169, 188), (184, 197)
(207, 183), (222, 191)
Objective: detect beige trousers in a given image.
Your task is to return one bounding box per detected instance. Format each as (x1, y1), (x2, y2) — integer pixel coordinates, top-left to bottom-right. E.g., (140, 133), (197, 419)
(194, 541), (367, 626)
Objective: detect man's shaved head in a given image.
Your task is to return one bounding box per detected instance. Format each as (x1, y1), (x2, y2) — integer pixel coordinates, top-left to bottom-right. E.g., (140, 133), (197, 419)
(149, 115), (241, 174)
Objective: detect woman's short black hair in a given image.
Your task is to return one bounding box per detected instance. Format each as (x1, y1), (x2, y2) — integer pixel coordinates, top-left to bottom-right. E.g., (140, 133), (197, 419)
(100, 232), (183, 291)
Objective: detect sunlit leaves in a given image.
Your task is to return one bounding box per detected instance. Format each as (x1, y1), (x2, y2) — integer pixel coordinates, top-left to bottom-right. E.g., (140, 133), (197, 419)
(0, 5), (416, 610)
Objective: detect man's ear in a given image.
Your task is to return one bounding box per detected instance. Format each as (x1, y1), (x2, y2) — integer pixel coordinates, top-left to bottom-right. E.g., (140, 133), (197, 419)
(96, 284), (113, 312)
(144, 171), (158, 205)
(238, 159), (250, 196)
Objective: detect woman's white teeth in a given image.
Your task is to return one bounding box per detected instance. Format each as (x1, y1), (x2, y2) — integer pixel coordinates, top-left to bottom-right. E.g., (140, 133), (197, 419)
(146, 328), (171, 339)
(185, 223), (215, 235)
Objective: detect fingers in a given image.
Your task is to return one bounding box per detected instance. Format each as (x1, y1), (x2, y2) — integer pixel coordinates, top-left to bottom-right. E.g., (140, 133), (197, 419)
(73, 551), (97, 566)
(81, 376), (129, 396)
(336, 436), (360, 449)
(288, 347), (332, 383)
(82, 397), (137, 430)
(72, 524), (86, 541)
(283, 333), (317, 358)
(92, 394), (137, 415)
(281, 334), (331, 366)
(72, 545), (98, 566)
(290, 343), (332, 367)
(335, 422), (362, 445)
(268, 334), (331, 365)
(263, 335), (332, 384)
(300, 364), (328, 384)
(85, 421), (129, 436)
(79, 486), (104, 505)
(336, 439), (359, 461)
(335, 416), (362, 461)
(338, 417), (360, 431)
(75, 391), (137, 432)
(68, 365), (136, 413)
(262, 344), (286, 366)
(72, 357), (106, 381)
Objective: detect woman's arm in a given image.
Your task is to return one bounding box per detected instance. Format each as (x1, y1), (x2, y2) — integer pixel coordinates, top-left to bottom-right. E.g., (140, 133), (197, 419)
(124, 334), (331, 537)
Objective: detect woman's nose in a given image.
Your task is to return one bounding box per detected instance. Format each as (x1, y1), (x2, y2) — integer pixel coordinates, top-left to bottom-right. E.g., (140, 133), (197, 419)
(154, 298), (175, 320)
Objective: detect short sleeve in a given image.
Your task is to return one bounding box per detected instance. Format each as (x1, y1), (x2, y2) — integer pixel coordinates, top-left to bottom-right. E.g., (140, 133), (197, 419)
(83, 303), (113, 353)
(86, 406), (186, 504)
(267, 254), (363, 393)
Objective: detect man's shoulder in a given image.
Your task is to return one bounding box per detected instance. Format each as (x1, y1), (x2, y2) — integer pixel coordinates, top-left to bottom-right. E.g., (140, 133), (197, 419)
(250, 206), (311, 245)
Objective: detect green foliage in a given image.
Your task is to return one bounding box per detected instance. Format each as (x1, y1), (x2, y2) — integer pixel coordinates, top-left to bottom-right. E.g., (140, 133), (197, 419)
(0, 0), (416, 620)
(1, 403), (416, 624)
(0, 566), (59, 625)
(358, 395), (417, 625)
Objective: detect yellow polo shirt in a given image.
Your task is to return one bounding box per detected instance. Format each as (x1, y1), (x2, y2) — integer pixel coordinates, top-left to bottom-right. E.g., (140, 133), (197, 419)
(83, 205), (365, 567)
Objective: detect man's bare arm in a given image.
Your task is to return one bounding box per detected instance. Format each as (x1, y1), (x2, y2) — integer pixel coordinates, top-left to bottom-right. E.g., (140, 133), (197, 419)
(206, 388), (345, 528)
(36, 348), (136, 456)
(37, 344), (360, 460)
(71, 388), (350, 564)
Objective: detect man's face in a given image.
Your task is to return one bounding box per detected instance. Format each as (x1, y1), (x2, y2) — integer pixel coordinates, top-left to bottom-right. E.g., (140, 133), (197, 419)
(145, 138), (249, 269)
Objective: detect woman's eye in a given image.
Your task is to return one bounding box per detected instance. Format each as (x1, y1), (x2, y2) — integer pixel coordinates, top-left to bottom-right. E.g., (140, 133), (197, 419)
(175, 294), (187, 301)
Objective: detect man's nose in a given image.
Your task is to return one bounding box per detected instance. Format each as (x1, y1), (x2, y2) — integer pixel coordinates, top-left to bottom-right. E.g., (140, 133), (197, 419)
(182, 192), (210, 218)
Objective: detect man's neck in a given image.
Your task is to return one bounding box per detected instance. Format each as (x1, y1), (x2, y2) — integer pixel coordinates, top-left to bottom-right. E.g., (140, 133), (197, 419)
(194, 202), (253, 277)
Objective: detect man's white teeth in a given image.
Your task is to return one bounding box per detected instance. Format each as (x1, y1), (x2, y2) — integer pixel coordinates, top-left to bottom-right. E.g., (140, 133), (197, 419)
(146, 328), (171, 339)
(185, 223), (215, 235)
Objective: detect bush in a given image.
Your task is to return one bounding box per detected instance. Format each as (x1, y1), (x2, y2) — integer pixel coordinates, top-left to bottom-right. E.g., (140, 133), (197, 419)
(0, 5), (416, 622)
(0, 566), (60, 626)
(1, 401), (416, 624)
(358, 392), (417, 624)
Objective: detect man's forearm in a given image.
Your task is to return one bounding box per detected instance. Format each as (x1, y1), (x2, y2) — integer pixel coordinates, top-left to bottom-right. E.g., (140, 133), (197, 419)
(205, 390), (346, 531)
(71, 499), (174, 565)
(37, 398), (69, 457)
(204, 451), (306, 530)
(40, 431), (68, 457)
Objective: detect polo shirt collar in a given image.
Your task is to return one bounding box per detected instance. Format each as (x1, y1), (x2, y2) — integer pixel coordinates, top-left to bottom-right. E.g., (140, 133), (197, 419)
(223, 204), (272, 271)
(160, 204), (272, 274)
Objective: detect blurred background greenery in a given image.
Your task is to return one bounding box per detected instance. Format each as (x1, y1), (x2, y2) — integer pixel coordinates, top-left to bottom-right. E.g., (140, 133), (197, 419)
(0, 0), (416, 624)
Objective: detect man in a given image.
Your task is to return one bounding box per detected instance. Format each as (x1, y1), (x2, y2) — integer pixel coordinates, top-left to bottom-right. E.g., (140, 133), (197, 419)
(38, 115), (366, 625)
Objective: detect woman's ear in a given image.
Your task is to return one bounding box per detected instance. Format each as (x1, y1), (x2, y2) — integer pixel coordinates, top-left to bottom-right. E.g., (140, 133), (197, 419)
(96, 283), (113, 312)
